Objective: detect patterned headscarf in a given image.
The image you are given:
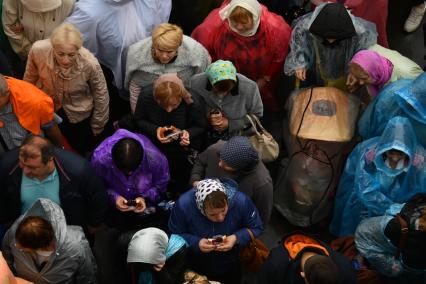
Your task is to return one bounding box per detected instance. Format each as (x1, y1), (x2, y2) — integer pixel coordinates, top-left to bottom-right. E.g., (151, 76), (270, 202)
(205, 60), (237, 86)
(350, 50), (394, 97)
(195, 179), (226, 215)
(220, 136), (259, 170)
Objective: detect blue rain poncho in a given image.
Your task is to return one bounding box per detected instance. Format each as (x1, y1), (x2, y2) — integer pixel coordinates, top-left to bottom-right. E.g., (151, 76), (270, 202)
(66, 0), (172, 89)
(330, 116), (426, 237)
(359, 72), (426, 148)
(355, 216), (426, 280)
(284, 3), (377, 86)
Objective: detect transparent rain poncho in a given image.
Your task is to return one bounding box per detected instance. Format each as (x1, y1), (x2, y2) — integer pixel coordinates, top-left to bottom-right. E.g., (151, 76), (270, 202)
(66, 0), (171, 89)
(359, 72), (426, 148)
(330, 116), (426, 237)
(274, 87), (360, 226)
(284, 3), (377, 87)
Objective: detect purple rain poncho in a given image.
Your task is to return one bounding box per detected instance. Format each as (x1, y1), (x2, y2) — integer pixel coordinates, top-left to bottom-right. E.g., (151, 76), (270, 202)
(350, 50), (394, 97)
(91, 129), (170, 206)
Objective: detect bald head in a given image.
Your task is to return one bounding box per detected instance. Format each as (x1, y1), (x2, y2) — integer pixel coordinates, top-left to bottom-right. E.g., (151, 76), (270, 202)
(21, 135), (54, 164)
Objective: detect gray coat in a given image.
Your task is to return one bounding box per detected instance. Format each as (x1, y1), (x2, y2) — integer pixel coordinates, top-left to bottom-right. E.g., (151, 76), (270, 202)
(188, 73), (263, 133)
(2, 199), (96, 284)
(190, 140), (273, 225)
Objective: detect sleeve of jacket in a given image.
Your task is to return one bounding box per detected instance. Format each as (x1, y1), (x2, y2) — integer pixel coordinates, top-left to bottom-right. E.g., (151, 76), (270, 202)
(144, 152), (170, 204)
(134, 90), (159, 137)
(1, 0), (32, 57)
(88, 58), (110, 129)
(253, 182), (273, 226)
(283, 15), (313, 76)
(23, 46), (40, 84)
(168, 196), (202, 253)
(257, 245), (290, 284)
(89, 157), (119, 206)
(233, 193), (264, 246)
(75, 231), (98, 283)
(186, 97), (207, 140)
(190, 148), (208, 184)
(81, 160), (109, 226)
(228, 81), (263, 132)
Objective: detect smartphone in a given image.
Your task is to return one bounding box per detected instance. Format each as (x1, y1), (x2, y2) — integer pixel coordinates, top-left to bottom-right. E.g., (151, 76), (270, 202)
(125, 199), (137, 207)
(209, 235), (224, 245)
(165, 130), (182, 139)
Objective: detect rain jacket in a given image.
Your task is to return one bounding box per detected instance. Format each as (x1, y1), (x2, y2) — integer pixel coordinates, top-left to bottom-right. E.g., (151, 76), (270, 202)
(1, 0), (74, 57)
(91, 129), (170, 206)
(1, 199), (96, 284)
(24, 39), (109, 130)
(330, 117), (426, 237)
(284, 3), (377, 87)
(191, 0), (292, 112)
(358, 72), (426, 148)
(168, 179), (263, 277)
(66, 0), (171, 89)
(0, 251), (32, 284)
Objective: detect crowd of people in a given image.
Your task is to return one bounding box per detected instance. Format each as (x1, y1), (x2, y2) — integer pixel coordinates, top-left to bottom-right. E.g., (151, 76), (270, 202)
(0, 0), (425, 283)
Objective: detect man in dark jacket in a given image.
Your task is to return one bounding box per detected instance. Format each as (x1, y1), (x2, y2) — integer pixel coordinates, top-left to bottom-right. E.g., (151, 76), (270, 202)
(0, 135), (108, 233)
(257, 232), (356, 284)
(190, 136), (273, 225)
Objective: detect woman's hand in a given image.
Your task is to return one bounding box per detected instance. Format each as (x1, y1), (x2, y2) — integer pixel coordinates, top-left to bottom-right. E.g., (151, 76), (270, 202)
(156, 127), (173, 143)
(215, 234), (238, 252)
(210, 116), (229, 132)
(199, 238), (216, 253)
(179, 130), (190, 146)
(115, 196), (132, 212)
(346, 73), (360, 93)
(295, 68), (307, 81)
(153, 262), (165, 272)
(133, 197), (146, 213)
(92, 126), (104, 136)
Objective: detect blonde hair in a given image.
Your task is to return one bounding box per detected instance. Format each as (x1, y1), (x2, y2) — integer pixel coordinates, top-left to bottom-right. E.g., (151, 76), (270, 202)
(229, 6), (253, 24)
(152, 23), (183, 51)
(50, 23), (83, 50)
(154, 81), (184, 107)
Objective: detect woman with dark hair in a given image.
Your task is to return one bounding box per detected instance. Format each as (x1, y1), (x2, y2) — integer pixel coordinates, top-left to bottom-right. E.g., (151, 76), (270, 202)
(1, 199), (96, 283)
(91, 129), (170, 228)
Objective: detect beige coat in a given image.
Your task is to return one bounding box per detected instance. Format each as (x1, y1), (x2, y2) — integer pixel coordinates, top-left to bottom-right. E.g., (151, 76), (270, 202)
(2, 0), (74, 57)
(24, 39), (109, 129)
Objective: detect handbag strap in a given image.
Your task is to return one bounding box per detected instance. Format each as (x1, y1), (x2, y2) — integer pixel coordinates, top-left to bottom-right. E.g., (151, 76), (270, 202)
(245, 228), (255, 242)
(395, 214), (409, 259)
(245, 114), (261, 136)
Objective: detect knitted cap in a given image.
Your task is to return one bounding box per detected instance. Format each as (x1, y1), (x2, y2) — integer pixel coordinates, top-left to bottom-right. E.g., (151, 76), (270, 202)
(220, 136), (259, 170)
(205, 60), (237, 86)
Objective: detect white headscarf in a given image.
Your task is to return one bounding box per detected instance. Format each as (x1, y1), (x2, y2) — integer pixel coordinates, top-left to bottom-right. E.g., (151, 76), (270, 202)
(219, 0), (262, 37)
(127, 228), (169, 264)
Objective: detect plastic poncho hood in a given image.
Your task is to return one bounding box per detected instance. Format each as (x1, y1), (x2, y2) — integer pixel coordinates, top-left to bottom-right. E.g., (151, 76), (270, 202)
(396, 72), (426, 124)
(373, 116), (416, 177)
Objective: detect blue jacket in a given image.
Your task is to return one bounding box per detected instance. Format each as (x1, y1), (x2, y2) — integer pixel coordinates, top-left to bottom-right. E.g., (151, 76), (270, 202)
(330, 116), (426, 236)
(168, 180), (263, 276)
(358, 72), (426, 147)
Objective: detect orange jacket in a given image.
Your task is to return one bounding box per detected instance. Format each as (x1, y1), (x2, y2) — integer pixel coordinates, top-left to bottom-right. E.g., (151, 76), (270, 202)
(4, 77), (54, 134)
(284, 234), (329, 260)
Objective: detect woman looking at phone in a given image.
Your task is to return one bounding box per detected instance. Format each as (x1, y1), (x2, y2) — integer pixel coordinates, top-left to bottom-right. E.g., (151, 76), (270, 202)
(134, 73), (207, 194)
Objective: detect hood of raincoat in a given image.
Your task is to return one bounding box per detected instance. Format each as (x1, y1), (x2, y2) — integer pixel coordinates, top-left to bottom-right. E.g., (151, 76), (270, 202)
(20, 0), (61, 12)
(309, 3), (356, 40)
(395, 72), (426, 124)
(219, 0), (262, 37)
(374, 116), (417, 177)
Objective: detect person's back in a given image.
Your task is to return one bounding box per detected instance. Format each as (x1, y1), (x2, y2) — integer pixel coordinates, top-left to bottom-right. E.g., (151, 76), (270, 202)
(258, 232), (356, 284)
(1, 199), (96, 284)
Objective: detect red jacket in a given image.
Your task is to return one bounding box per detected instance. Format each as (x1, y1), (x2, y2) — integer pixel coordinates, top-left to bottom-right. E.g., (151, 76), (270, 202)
(192, 2), (292, 112)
